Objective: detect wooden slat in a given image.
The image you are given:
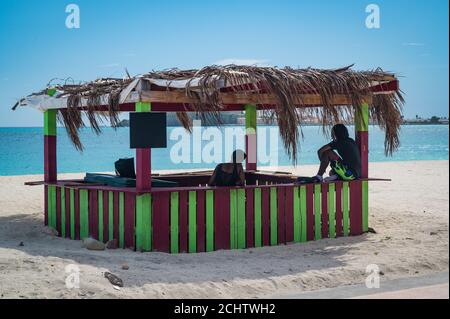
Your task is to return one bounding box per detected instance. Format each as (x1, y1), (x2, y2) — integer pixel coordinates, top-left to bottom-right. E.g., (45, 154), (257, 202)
(140, 91), (367, 107)
(188, 191), (197, 253)
(261, 188), (270, 246)
(179, 191), (189, 253)
(237, 189), (246, 249)
(245, 188), (254, 248)
(277, 186), (285, 244)
(293, 186), (300, 242)
(214, 189), (230, 250)
(89, 190), (98, 240)
(321, 184), (329, 238)
(44, 185), (48, 226)
(119, 192), (125, 248)
(113, 191), (119, 242)
(102, 190), (109, 242)
(74, 189), (80, 240)
(342, 182), (350, 236)
(350, 180), (363, 235)
(328, 183), (336, 238)
(170, 192), (179, 253)
(335, 182), (343, 237)
(56, 187), (61, 236)
(98, 191), (103, 242)
(124, 192), (136, 249)
(64, 187), (71, 238)
(152, 192), (170, 252)
(254, 188), (262, 247)
(205, 190), (214, 252)
(284, 186), (294, 243)
(314, 184), (322, 240)
(196, 190), (206, 252)
(306, 185), (314, 241)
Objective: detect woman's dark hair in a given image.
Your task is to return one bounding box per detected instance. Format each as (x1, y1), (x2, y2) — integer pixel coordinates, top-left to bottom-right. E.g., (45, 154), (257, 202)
(332, 124), (349, 140)
(232, 149), (247, 163)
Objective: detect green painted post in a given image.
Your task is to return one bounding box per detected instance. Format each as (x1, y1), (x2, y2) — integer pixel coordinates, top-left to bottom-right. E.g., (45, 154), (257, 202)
(170, 192), (179, 253)
(70, 189), (75, 239)
(300, 186), (307, 242)
(188, 191), (197, 253)
(47, 185), (57, 229)
(79, 189), (89, 239)
(237, 189), (246, 249)
(314, 184), (322, 240)
(328, 183), (336, 238)
(270, 187), (277, 246)
(356, 103), (369, 233)
(44, 110), (57, 136)
(108, 191), (114, 240)
(254, 188), (262, 247)
(206, 190), (214, 252)
(362, 181), (369, 232)
(135, 193), (151, 251)
(343, 182), (350, 236)
(60, 187), (66, 238)
(293, 187), (300, 242)
(119, 192), (125, 248)
(98, 191), (103, 242)
(229, 189), (237, 249)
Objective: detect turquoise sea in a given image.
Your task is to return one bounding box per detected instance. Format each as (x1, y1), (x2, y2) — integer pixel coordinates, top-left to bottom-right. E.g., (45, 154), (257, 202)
(0, 125), (448, 176)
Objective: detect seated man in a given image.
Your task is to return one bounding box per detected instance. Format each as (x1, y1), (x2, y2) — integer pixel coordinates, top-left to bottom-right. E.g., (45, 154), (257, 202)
(312, 124), (361, 183)
(208, 150), (247, 186)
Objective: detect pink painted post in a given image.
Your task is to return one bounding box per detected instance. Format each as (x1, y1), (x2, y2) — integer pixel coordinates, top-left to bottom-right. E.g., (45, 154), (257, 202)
(135, 102), (152, 191)
(245, 104), (257, 171)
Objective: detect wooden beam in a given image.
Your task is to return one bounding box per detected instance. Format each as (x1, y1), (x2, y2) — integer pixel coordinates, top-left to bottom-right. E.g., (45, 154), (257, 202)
(140, 90), (372, 107)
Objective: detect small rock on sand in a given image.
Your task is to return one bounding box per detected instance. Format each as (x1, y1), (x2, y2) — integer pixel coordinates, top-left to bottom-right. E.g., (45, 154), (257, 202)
(106, 239), (119, 249)
(104, 272), (123, 287)
(82, 238), (105, 251)
(121, 264), (129, 270)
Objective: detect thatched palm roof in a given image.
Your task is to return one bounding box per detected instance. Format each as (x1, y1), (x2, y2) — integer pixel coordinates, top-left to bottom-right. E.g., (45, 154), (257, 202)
(14, 65), (403, 162)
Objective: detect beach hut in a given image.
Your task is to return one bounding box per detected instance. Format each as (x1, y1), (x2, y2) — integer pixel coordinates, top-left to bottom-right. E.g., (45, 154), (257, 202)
(14, 65), (403, 253)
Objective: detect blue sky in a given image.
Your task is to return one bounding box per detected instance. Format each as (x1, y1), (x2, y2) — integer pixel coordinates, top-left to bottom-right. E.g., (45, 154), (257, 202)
(0, 0), (448, 127)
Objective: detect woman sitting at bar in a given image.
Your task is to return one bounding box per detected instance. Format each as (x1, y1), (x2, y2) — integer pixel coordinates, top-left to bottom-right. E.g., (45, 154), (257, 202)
(208, 150), (247, 186)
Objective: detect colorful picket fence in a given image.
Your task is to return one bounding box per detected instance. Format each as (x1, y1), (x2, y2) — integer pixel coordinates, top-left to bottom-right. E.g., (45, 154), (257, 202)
(44, 180), (368, 253)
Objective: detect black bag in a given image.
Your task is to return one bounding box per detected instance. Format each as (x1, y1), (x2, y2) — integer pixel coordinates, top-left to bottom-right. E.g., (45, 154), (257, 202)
(114, 158), (136, 179)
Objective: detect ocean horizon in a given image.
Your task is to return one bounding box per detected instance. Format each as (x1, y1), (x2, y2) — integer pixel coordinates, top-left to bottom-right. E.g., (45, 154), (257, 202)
(0, 124), (448, 176)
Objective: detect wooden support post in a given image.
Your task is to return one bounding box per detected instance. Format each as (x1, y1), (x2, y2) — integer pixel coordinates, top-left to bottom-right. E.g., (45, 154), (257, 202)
(44, 110), (57, 228)
(135, 102), (152, 191)
(245, 104), (257, 171)
(355, 103), (369, 232)
(44, 110), (57, 182)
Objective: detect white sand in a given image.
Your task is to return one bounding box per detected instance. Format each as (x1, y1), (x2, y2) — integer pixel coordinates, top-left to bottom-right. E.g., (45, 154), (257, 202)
(0, 160), (448, 299)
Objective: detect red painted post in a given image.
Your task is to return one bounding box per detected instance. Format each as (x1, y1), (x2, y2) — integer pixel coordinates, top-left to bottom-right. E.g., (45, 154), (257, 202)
(135, 102), (152, 191)
(261, 188), (270, 246)
(89, 190), (98, 239)
(74, 189), (80, 240)
(113, 191), (119, 241)
(56, 187), (62, 236)
(152, 192), (170, 252)
(103, 191), (109, 242)
(124, 192), (136, 249)
(335, 182), (343, 237)
(196, 190), (206, 252)
(350, 180), (363, 235)
(285, 186), (294, 243)
(306, 184), (315, 241)
(65, 188), (71, 238)
(277, 186), (286, 244)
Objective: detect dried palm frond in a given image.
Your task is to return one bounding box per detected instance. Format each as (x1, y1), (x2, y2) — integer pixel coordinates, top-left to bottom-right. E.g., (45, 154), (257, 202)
(17, 65), (403, 160)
